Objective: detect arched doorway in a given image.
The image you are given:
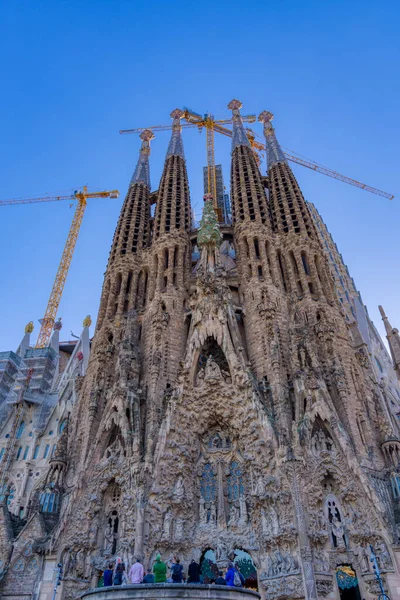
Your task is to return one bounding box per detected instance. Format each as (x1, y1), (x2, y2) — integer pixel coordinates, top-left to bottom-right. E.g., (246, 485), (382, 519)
(336, 564), (361, 600)
(199, 547), (257, 589)
(233, 549), (257, 589)
(200, 549), (218, 583)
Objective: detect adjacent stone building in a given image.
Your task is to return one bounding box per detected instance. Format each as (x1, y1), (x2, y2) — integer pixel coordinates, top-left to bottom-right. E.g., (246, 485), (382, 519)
(1, 101), (400, 600)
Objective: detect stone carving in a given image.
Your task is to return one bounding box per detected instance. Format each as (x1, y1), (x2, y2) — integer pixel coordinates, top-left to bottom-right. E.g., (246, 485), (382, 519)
(376, 541), (393, 571)
(163, 511), (172, 538)
(315, 579), (333, 595)
(261, 574), (304, 599)
(261, 506), (279, 537)
(263, 550), (299, 578)
(171, 476), (185, 503)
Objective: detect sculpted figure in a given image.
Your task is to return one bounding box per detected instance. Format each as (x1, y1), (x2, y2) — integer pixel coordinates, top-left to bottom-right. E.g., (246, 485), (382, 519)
(216, 539), (228, 560)
(229, 503), (239, 525)
(262, 509), (272, 536)
(205, 355), (221, 379)
(174, 517), (184, 540)
(104, 523), (113, 553)
(199, 497), (207, 524)
(239, 496), (248, 524)
(76, 549), (85, 578)
(377, 542), (392, 570)
(210, 503), (217, 525)
(163, 511), (172, 538)
(172, 475), (185, 502)
(254, 476), (265, 497)
(331, 515), (346, 548)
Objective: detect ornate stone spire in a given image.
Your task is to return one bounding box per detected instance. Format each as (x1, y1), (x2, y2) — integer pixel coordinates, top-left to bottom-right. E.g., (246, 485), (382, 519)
(379, 306), (400, 380)
(166, 109), (185, 158)
(228, 99), (251, 151)
(130, 129), (154, 188)
(258, 109), (315, 238)
(154, 109), (191, 237)
(259, 111), (287, 168)
(228, 100), (269, 227)
(109, 131), (154, 262)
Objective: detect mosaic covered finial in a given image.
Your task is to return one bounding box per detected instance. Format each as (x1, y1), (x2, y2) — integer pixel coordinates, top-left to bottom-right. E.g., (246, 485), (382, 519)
(228, 99), (251, 151)
(130, 129), (154, 188)
(258, 110), (287, 167)
(166, 109), (185, 158)
(25, 321), (34, 334)
(53, 317), (63, 331)
(83, 315), (92, 328)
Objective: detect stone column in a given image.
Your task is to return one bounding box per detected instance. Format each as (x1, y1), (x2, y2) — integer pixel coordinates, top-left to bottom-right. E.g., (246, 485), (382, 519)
(283, 456), (318, 600)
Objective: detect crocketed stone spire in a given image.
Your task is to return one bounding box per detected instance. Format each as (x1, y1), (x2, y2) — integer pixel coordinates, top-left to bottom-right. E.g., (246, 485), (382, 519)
(130, 128), (154, 188)
(259, 110), (315, 238)
(258, 110), (287, 168)
(154, 109), (191, 237)
(109, 129), (154, 261)
(228, 99), (270, 227)
(379, 306), (400, 380)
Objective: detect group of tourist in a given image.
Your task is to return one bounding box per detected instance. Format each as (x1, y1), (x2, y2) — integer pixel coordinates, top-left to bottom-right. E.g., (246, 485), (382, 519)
(102, 555), (245, 588)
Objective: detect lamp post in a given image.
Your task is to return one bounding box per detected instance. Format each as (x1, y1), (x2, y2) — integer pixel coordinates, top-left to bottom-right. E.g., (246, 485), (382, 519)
(52, 563), (63, 600)
(370, 545), (390, 600)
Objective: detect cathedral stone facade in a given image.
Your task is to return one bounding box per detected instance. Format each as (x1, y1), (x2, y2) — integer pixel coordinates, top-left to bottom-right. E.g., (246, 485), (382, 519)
(1, 101), (400, 600)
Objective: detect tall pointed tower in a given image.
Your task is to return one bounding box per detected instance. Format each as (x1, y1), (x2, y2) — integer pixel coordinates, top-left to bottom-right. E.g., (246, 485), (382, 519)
(12, 103), (400, 600)
(379, 305), (400, 381)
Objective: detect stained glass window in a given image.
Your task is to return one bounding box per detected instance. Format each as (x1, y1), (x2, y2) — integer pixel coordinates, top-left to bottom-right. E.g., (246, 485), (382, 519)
(16, 421), (25, 439)
(200, 463), (216, 502)
(227, 461), (244, 501)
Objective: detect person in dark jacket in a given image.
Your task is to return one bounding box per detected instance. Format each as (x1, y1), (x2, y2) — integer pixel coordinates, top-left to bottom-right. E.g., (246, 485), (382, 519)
(142, 571), (155, 583)
(188, 560), (200, 583)
(103, 563), (113, 587)
(215, 571), (226, 585)
(171, 558), (184, 583)
(113, 562), (128, 586)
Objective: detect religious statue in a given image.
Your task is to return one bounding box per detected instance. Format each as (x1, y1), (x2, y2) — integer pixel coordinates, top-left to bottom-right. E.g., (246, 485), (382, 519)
(229, 503), (239, 525)
(205, 355), (221, 380)
(210, 503), (217, 525)
(172, 475), (185, 503)
(331, 515), (346, 548)
(174, 517), (184, 540)
(199, 496), (207, 525)
(104, 523), (113, 553)
(163, 511), (172, 538)
(239, 496), (248, 525)
(254, 476), (265, 497)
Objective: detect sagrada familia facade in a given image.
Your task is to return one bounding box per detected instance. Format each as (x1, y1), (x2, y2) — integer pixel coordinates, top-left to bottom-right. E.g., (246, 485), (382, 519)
(1, 100), (400, 600)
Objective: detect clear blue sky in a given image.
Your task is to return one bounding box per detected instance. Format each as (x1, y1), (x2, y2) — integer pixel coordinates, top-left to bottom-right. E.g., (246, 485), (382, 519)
(0, 0), (399, 350)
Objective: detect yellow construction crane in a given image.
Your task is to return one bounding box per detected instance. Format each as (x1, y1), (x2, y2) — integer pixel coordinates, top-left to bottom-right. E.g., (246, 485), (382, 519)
(120, 110), (257, 220)
(0, 186), (119, 347)
(121, 112), (394, 202)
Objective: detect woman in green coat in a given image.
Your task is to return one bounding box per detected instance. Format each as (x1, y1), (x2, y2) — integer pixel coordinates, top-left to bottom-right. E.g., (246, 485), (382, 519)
(153, 554), (167, 583)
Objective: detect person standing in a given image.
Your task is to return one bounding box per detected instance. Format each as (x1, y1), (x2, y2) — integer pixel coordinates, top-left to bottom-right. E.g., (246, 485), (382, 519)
(188, 559), (200, 583)
(226, 562), (244, 587)
(171, 558), (184, 583)
(215, 570), (227, 585)
(142, 571), (155, 583)
(153, 553), (167, 583)
(113, 562), (128, 586)
(103, 563), (113, 587)
(129, 558), (144, 584)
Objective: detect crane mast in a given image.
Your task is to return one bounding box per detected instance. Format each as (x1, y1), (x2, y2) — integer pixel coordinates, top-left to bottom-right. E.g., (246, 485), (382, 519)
(0, 186), (119, 348)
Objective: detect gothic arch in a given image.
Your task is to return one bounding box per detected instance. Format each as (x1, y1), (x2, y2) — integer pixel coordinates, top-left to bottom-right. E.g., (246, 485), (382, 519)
(194, 336), (231, 386)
